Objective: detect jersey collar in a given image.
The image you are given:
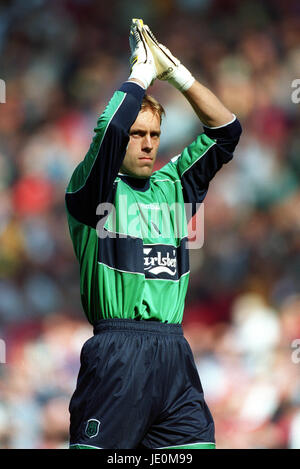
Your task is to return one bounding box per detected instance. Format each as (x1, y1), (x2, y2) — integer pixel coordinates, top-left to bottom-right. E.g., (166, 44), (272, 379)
(118, 174), (150, 192)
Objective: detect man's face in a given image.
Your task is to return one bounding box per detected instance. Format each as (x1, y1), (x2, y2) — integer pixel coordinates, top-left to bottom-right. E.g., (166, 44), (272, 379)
(120, 108), (161, 178)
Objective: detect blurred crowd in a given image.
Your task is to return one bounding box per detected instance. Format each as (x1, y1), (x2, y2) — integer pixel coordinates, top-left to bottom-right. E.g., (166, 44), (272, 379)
(0, 0), (299, 449)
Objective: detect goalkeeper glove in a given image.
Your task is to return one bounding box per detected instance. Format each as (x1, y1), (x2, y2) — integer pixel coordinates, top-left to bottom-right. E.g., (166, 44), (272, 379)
(128, 18), (156, 89)
(141, 23), (195, 92)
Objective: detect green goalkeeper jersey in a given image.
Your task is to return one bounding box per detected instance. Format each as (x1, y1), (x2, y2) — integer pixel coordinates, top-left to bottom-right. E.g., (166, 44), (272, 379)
(65, 82), (242, 325)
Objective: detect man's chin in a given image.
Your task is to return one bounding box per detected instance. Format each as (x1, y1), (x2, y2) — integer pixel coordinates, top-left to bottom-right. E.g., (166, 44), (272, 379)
(121, 167), (153, 179)
(138, 161), (155, 176)
(133, 170), (152, 179)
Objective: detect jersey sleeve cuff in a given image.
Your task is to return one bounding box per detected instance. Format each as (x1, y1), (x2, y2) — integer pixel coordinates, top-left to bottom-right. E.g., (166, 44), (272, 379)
(203, 116), (242, 140)
(119, 81), (146, 103)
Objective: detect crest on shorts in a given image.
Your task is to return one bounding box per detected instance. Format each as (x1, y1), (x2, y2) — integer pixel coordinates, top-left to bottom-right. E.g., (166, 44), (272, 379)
(85, 419), (100, 438)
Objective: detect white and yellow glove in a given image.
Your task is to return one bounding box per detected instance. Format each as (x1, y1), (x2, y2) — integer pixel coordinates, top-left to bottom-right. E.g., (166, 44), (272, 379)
(128, 18), (156, 89)
(141, 23), (195, 92)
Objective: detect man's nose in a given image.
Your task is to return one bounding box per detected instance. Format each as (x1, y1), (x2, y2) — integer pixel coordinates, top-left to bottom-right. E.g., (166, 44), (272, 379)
(142, 134), (153, 152)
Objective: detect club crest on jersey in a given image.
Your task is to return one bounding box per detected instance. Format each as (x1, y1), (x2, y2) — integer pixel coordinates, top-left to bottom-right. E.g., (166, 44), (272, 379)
(143, 245), (177, 278)
(85, 419), (100, 438)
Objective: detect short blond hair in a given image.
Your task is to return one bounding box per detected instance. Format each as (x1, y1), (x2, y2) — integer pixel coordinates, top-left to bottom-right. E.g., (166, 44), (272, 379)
(141, 94), (165, 124)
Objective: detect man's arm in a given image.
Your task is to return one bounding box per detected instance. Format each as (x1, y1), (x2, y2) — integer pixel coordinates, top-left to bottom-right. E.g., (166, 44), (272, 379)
(182, 80), (234, 128)
(65, 82), (146, 228)
(65, 20), (157, 228)
(138, 20), (242, 215)
(173, 82), (242, 216)
(140, 20), (235, 128)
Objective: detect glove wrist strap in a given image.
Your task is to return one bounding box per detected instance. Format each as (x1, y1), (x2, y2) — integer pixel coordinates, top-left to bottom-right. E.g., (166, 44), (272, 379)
(128, 64), (155, 89)
(168, 64), (195, 92)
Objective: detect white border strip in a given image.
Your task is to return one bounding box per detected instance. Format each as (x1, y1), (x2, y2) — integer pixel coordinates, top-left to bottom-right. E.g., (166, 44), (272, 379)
(99, 231), (188, 248)
(69, 443), (103, 449)
(203, 114), (236, 129)
(97, 262), (190, 282)
(145, 271), (190, 282)
(97, 261), (145, 276)
(156, 441), (216, 449)
(100, 227), (140, 239)
(181, 141), (216, 177)
(151, 178), (181, 184)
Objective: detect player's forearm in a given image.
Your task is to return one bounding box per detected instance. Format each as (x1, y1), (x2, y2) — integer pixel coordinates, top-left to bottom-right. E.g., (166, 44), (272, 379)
(183, 80), (234, 128)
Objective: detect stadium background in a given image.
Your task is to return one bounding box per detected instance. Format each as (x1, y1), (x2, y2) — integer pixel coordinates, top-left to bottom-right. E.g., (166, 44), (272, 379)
(0, 0), (299, 449)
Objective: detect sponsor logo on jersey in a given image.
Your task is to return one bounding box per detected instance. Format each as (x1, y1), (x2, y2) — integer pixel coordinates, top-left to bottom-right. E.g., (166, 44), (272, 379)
(143, 246), (177, 277)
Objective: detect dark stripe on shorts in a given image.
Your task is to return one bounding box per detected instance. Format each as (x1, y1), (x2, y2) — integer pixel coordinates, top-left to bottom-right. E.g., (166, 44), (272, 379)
(93, 318), (183, 335)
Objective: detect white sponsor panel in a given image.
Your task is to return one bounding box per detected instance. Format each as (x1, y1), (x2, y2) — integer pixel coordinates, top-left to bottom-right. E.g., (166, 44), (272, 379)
(143, 247), (177, 276)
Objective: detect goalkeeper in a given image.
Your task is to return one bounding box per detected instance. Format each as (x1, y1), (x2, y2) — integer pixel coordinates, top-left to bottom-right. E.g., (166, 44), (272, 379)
(66, 19), (242, 449)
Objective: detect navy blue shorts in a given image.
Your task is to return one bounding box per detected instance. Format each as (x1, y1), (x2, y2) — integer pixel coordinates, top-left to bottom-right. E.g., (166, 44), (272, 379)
(69, 319), (215, 449)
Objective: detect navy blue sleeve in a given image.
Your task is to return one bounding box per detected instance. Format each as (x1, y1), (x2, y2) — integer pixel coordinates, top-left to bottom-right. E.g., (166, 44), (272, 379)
(181, 117), (242, 219)
(65, 82), (145, 228)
